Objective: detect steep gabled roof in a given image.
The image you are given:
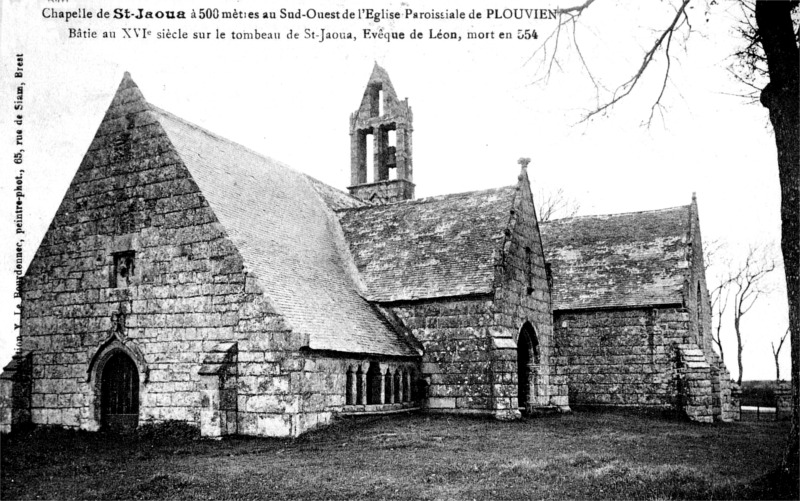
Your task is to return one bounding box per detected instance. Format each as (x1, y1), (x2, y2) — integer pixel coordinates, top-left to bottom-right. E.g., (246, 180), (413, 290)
(337, 187), (517, 302)
(540, 206), (691, 311)
(136, 85), (415, 357)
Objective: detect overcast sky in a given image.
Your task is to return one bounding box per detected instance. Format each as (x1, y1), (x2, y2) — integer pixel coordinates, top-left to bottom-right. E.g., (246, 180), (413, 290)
(0, 0), (790, 380)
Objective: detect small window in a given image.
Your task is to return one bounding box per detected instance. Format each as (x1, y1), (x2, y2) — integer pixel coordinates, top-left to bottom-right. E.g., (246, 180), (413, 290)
(545, 263), (553, 295)
(111, 251), (135, 288)
(525, 247), (533, 295)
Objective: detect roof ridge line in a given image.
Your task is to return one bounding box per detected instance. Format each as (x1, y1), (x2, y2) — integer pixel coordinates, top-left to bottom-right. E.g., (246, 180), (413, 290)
(544, 203), (691, 223)
(335, 184), (517, 212)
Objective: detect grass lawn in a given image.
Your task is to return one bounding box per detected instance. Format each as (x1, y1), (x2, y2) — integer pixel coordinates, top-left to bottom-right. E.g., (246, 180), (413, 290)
(1, 409), (793, 500)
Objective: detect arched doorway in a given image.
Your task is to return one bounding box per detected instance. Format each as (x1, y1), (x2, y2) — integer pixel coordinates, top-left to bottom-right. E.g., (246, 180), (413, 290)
(100, 351), (140, 431)
(517, 322), (540, 411)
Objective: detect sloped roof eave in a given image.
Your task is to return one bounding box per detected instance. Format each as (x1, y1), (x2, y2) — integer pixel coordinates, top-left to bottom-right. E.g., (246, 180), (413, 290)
(148, 104), (418, 358)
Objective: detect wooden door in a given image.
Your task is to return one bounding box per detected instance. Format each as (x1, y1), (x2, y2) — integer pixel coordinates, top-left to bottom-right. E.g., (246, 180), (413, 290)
(101, 352), (139, 431)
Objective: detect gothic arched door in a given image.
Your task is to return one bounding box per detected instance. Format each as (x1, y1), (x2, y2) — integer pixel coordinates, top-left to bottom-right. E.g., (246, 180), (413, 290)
(100, 352), (140, 431)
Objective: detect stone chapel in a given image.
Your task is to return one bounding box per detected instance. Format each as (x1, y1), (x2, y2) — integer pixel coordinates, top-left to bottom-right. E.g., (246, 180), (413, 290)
(0, 64), (736, 437)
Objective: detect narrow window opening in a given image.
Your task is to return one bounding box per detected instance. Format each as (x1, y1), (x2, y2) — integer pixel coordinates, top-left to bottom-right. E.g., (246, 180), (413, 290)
(525, 247), (533, 295)
(384, 368), (393, 404)
(696, 282), (703, 342)
(366, 134), (375, 183)
(345, 367), (355, 405)
(369, 84), (382, 117)
(366, 363), (381, 405)
(393, 370), (401, 403)
(545, 262), (553, 297)
(355, 131), (368, 185)
(402, 370), (410, 403)
(356, 366), (364, 405)
(386, 129), (398, 180)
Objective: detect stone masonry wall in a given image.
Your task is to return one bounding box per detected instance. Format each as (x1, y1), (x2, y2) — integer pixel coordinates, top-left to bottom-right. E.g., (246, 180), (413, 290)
(387, 166), (570, 418)
(490, 165), (568, 415)
(554, 307), (690, 408)
(391, 297), (497, 413)
(17, 75), (308, 436)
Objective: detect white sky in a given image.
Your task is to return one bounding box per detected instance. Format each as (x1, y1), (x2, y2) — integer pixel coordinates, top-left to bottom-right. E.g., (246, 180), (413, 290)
(0, 0), (790, 381)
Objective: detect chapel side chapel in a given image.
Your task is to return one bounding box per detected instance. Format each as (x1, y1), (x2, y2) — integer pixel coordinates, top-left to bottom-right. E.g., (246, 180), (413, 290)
(0, 65), (736, 437)
(540, 202), (738, 423)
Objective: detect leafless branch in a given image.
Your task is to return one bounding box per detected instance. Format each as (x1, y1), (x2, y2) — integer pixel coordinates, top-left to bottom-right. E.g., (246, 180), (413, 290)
(772, 327), (789, 380)
(581, 0), (691, 123)
(535, 187), (581, 222)
(555, 0), (598, 15)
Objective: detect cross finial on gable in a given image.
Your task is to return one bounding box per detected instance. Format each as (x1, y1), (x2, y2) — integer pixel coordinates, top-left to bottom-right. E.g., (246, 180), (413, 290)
(518, 157), (531, 169)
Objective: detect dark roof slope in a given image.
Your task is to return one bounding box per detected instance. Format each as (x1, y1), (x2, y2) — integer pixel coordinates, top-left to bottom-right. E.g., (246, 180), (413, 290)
(151, 106), (416, 357)
(337, 187), (516, 302)
(540, 206), (691, 310)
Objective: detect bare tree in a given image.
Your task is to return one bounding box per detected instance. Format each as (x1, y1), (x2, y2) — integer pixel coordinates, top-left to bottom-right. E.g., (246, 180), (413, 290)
(773, 327), (790, 381)
(709, 276), (733, 362)
(704, 240), (732, 361)
(535, 187), (581, 222)
(731, 245), (777, 385)
(534, 0), (799, 479)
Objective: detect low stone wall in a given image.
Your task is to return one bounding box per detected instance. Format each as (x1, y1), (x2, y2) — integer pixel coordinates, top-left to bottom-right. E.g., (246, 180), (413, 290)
(295, 355), (420, 433)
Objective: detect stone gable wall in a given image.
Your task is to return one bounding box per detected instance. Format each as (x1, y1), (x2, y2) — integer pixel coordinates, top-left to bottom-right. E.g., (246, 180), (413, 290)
(684, 199), (736, 421)
(686, 199), (715, 357)
(491, 169), (568, 414)
(16, 76), (311, 436)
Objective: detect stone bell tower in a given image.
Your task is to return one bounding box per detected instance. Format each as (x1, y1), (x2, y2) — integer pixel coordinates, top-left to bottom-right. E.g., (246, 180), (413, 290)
(348, 64), (414, 204)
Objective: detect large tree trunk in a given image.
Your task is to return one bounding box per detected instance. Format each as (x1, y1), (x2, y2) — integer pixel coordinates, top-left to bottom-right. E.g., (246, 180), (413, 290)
(755, 0), (799, 483)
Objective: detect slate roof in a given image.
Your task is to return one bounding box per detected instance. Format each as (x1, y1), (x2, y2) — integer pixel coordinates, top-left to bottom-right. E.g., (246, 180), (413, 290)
(539, 206), (691, 311)
(337, 187), (517, 302)
(150, 105), (417, 357)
